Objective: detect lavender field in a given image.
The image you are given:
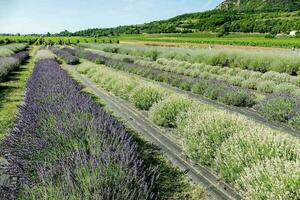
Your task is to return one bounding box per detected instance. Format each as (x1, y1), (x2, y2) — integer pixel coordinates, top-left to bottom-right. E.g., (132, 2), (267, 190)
(0, 47), (206, 200)
(0, 44), (299, 199)
(3, 0), (300, 199)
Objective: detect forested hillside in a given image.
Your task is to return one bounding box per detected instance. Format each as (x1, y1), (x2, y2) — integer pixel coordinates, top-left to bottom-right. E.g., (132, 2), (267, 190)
(57, 0), (300, 36)
(217, 0), (300, 11)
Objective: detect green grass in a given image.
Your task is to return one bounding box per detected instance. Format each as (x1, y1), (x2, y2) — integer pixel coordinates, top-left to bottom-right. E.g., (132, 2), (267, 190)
(114, 32), (300, 48)
(0, 46), (37, 140)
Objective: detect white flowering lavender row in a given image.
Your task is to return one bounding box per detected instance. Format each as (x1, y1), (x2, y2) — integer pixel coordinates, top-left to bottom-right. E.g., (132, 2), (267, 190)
(75, 62), (300, 199)
(0, 51), (29, 81)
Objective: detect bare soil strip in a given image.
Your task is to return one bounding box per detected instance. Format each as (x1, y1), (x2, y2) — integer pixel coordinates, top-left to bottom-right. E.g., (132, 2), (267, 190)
(66, 65), (241, 200)
(120, 41), (292, 52)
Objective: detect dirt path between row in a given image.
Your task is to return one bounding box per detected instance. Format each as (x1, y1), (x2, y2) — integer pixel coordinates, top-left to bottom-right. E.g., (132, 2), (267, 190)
(120, 40), (293, 52)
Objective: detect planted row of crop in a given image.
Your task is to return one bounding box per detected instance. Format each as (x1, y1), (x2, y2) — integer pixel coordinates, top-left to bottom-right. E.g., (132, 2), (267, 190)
(136, 58), (300, 97)
(255, 93), (300, 128)
(0, 36), (38, 45)
(35, 48), (57, 62)
(74, 62), (300, 199)
(83, 44), (300, 97)
(0, 43), (28, 57)
(74, 48), (256, 108)
(0, 43), (29, 81)
(40, 36), (119, 46)
(75, 61), (171, 110)
(0, 51), (29, 81)
(0, 59), (159, 199)
(79, 43), (300, 75)
(49, 46), (79, 64)
(73, 47), (300, 131)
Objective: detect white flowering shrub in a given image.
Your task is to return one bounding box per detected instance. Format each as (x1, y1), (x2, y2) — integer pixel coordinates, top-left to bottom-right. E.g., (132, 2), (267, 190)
(35, 49), (56, 62)
(236, 158), (299, 200)
(76, 64), (138, 100)
(228, 76), (245, 87)
(214, 129), (300, 182)
(291, 76), (300, 87)
(177, 109), (250, 166)
(149, 95), (192, 127)
(241, 78), (259, 89)
(0, 48), (14, 57)
(257, 80), (276, 93)
(0, 43), (27, 57)
(274, 83), (299, 95)
(129, 86), (166, 110)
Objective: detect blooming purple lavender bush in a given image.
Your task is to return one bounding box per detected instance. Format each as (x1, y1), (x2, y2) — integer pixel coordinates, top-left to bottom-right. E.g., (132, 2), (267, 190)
(61, 47), (76, 55)
(0, 51), (29, 81)
(75, 48), (106, 64)
(49, 46), (79, 64)
(254, 93), (297, 122)
(0, 59), (158, 199)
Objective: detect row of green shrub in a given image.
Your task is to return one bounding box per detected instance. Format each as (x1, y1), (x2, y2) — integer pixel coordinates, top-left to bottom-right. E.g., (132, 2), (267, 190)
(77, 49), (256, 108)
(191, 80), (255, 107)
(79, 43), (300, 75)
(78, 48), (300, 131)
(149, 58), (300, 96)
(0, 43), (28, 57)
(35, 48), (57, 62)
(76, 64), (169, 111)
(0, 36), (38, 45)
(150, 97), (299, 199)
(91, 49), (300, 97)
(255, 94), (300, 129)
(80, 47), (300, 109)
(75, 63), (300, 199)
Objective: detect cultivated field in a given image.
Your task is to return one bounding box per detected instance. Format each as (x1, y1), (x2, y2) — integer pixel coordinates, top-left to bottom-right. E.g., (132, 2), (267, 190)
(113, 32), (300, 48)
(0, 40), (299, 200)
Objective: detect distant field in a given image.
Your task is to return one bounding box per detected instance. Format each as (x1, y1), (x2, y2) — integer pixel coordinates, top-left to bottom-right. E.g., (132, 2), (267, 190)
(113, 32), (300, 48)
(1, 32), (300, 48)
(0, 36), (118, 45)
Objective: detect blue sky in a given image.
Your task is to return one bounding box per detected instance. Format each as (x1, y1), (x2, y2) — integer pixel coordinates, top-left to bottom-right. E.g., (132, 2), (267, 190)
(0, 0), (222, 34)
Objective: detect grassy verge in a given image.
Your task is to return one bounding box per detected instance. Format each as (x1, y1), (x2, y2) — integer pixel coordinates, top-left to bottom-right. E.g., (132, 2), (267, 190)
(0, 46), (38, 140)
(63, 62), (207, 200)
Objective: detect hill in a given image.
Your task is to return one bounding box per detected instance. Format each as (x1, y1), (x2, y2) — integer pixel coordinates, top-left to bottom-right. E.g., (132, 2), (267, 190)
(57, 0), (300, 37)
(217, 0), (300, 11)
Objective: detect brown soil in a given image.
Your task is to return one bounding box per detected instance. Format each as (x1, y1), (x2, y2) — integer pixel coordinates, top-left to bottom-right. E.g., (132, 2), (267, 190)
(120, 40), (292, 53)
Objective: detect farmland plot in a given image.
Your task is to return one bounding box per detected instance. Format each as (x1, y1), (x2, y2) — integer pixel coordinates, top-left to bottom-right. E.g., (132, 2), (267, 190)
(64, 46), (300, 200)
(73, 46), (300, 132)
(79, 43), (300, 75)
(0, 54), (205, 200)
(0, 44), (299, 200)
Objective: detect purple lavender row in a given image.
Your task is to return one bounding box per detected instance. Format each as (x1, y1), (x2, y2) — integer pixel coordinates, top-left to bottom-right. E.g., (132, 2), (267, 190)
(0, 51), (29, 81)
(75, 48), (106, 64)
(0, 59), (158, 199)
(49, 46), (79, 65)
